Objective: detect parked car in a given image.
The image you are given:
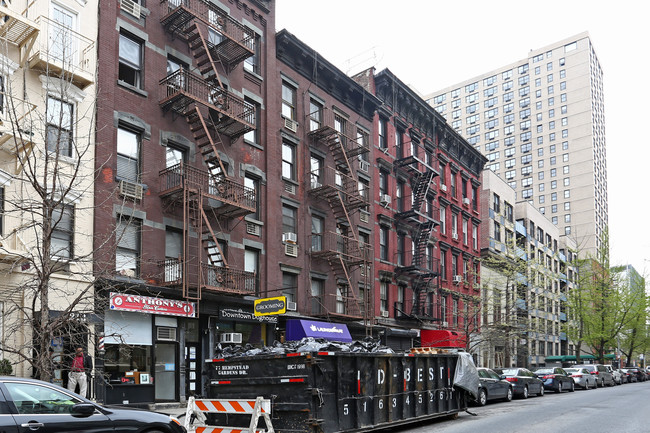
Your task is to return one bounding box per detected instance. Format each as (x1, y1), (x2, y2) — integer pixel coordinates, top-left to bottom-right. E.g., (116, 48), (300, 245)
(475, 368), (514, 406)
(621, 368), (638, 383)
(565, 367), (598, 389)
(573, 364), (615, 387)
(606, 365), (622, 385)
(616, 369), (629, 384)
(533, 367), (575, 393)
(0, 377), (185, 433)
(494, 367), (545, 398)
(622, 367), (646, 382)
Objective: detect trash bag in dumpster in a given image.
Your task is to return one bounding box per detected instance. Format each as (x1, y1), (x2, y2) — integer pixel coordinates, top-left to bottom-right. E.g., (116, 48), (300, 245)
(451, 351), (479, 400)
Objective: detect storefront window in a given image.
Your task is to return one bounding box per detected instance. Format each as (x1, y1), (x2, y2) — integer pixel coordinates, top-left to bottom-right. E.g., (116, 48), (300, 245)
(104, 345), (152, 384)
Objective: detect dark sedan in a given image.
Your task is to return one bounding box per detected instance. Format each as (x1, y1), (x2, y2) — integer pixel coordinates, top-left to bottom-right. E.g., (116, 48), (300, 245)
(534, 367), (575, 392)
(495, 367), (545, 399)
(475, 367), (513, 406)
(0, 377), (185, 433)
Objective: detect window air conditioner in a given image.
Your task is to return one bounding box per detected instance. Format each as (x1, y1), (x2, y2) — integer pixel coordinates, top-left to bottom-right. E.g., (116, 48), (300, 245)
(287, 302), (297, 311)
(441, 321), (449, 327)
(452, 275), (462, 284)
(120, 0), (141, 18)
(284, 118), (298, 132)
(359, 161), (370, 172)
(440, 184), (448, 192)
(220, 333), (243, 344)
(157, 327), (177, 341)
(284, 243), (298, 257)
(452, 232), (459, 240)
(360, 212), (369, 223)
(246, 222), (261, 236)
(380, 311), (389, 318)
(380, 194), (391, 206)
(119, 180), (143, 200)
(463, 198), (470, 205)
(282, 232), (298, 244)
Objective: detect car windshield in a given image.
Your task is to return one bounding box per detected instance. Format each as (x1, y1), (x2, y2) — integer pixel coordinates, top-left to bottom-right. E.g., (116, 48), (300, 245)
(535, 369), (553, 374)
(500, 369), (519, 376)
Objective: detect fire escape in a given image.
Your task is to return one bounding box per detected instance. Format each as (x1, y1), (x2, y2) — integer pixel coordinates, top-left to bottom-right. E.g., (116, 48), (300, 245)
(393, 139), (440, 321)
(158, 0), (257, 303)
(307, 108), (372, 323)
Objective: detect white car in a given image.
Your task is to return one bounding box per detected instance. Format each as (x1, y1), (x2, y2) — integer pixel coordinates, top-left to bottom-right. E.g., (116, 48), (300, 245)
(606, 365), (622, 384)
(565, 367), (598, 389)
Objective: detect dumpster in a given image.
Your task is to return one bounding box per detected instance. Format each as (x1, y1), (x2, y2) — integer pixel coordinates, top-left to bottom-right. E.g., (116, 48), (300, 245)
(204, 351), (472, 432)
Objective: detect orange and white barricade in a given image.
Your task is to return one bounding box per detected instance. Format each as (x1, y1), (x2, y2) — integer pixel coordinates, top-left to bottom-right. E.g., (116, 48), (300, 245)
(184, 396), (274, 433)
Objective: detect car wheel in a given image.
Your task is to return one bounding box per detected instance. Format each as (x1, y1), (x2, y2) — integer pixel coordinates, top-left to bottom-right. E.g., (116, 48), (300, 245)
(504, 387), (513, 402)
(538, 385), (545, 396)
(569, 381), (575, 392)
(522, 385), (529, 399)
(478, 388), (487, 406)
(557, 382), (562, 393)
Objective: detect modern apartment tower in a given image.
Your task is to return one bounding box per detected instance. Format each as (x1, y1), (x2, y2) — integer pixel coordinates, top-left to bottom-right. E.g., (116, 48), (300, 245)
(425, 32), (608, 257)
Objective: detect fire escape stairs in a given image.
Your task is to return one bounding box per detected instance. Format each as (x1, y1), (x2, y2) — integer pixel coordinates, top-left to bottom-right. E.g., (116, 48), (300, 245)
(187, 22), (224, 89)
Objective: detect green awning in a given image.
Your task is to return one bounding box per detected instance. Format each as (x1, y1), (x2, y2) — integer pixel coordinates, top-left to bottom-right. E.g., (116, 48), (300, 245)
(545, 354), (598, 362)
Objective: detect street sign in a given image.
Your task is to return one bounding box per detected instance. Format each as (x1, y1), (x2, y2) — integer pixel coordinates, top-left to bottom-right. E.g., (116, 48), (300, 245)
(254, 296), (287, 316)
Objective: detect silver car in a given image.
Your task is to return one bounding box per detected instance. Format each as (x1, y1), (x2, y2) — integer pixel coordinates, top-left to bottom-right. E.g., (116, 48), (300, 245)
(565, 367), (598, 389)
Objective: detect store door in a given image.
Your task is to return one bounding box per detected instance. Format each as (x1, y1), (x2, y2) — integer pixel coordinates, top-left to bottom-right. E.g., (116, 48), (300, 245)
(185, 343), (200, 397)
(155, 343), (177, 401)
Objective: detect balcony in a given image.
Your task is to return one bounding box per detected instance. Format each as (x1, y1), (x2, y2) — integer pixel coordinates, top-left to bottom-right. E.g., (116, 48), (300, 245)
(394, 250), (439, 277)
(159, 258), (256, 295)
(308, 166), (368, 211)
(395, 202), (439, 227)
(28, 16), (94, 90)
(307, 109), (369, 160)
(395, 298), (437, 322)
(310, 231), (371, 267)
(160, 0), (254, 69)
(394, 141), (439, 176)
(159, 69), (255, 138)
(0, 96), (37, 173)
(0, 5), (40, 66)
(159, 162), (256, 218)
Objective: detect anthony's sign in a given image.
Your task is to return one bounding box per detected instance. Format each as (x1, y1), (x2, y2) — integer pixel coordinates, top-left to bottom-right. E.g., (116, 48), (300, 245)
(254, 296), (287, 316)
(109, 292), (196, 317)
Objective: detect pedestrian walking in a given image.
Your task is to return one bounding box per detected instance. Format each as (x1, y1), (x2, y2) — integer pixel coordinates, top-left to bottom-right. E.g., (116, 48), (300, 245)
(67, 347), (92, 398)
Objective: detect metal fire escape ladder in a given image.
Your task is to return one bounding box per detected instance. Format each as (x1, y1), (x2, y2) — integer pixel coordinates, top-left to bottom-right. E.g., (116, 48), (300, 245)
(187, 105), (228, 177)
(186, 21), (224, 89)
(183, 186), (202, 302)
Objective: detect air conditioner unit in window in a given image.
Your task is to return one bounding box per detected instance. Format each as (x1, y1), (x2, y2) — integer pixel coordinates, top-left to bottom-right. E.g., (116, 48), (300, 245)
(452, 232), (459, 240)
(284, 243), (298, 257)
(246, 222), (261, 236)
(119, 180), (143, 200)
(380, 311), (389, 318)
(220, 333), (243, 344)
(284, 118), (298, 132)
(359, 161), (370, 172)
(452, 275), (462, 284)
(287, 301), (297, 311)
(157, 327), (177, 341)
(120, 0), (141, 18)
(360, 212), (369, 223)
(441, 321), (449, 327)
(282, 232), (297, 244)
(463, 198), (470, 205)
(440, 184), (448, 192)
(380, 194), (391, 207)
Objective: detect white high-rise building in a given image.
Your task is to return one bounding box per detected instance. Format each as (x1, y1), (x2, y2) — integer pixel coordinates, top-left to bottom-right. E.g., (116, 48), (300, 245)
(425, 32), (607, 256)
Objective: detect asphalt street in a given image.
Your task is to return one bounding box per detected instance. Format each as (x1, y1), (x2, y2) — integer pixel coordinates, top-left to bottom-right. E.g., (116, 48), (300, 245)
(396, 381), (650, 433)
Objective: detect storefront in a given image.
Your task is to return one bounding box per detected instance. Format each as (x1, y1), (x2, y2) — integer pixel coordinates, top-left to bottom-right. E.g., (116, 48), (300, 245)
(101, 292), (197, 405)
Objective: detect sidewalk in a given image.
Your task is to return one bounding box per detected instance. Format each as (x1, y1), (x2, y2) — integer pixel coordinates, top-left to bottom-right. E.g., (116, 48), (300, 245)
(150, 402), (187, 418)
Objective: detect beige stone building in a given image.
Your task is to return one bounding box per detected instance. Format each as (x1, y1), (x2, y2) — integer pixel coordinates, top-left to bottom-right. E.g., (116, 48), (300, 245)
(426, 32), (607, 257)
(0, 0), (96, 380)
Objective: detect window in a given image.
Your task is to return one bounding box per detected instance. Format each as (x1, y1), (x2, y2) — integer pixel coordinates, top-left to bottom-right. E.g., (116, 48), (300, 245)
(494, 221), (501, 242)
(282, 141), (296, 180)
(493, 194), (501, 213)
(6, 382), (81, 415)
(117, 127), (140, 182)
(51, 204), (74, 259)
(46, 96), (74, 157)
(116, 215), (140, 277)
(119, 32), (142, 88)
(281, 81), (296, 120)
(472, 225), (478, 250)
(244, 175), (260, 220)
(379, 169), (388, 196)
(440, 206), (447, 234)
(397, 233), (405, 266)
(451, 213), (458, 237)
(243, 98), (260, 144)
(282, 205), (297, 236)
(378, 117), (387, 149)
(379, 226), (389, 261)
(462, 218), (468, 245)
(311, 215), (323, 252)
(244, 31), (261, 74)
(282, 272), (297, 303)
(380, 281), (388, 313)
(450, 172), (456, 197)
(244, 247), (259, 293)
(440, 249), (447, 279)
(311, 279), (323, 314)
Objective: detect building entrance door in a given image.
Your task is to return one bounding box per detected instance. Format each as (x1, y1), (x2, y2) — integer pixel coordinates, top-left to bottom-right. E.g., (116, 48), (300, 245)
(155, 342), (177, 401)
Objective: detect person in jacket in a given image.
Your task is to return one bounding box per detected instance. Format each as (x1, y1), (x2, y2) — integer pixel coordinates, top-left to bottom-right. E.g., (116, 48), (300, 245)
(67, 347), (92, 398)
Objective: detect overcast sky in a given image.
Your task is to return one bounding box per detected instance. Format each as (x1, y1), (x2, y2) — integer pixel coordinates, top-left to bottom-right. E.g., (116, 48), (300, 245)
(275, 0), (650, 275)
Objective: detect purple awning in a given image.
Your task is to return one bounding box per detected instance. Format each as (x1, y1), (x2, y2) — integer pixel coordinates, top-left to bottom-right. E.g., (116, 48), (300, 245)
(285, 319), (353, 342)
